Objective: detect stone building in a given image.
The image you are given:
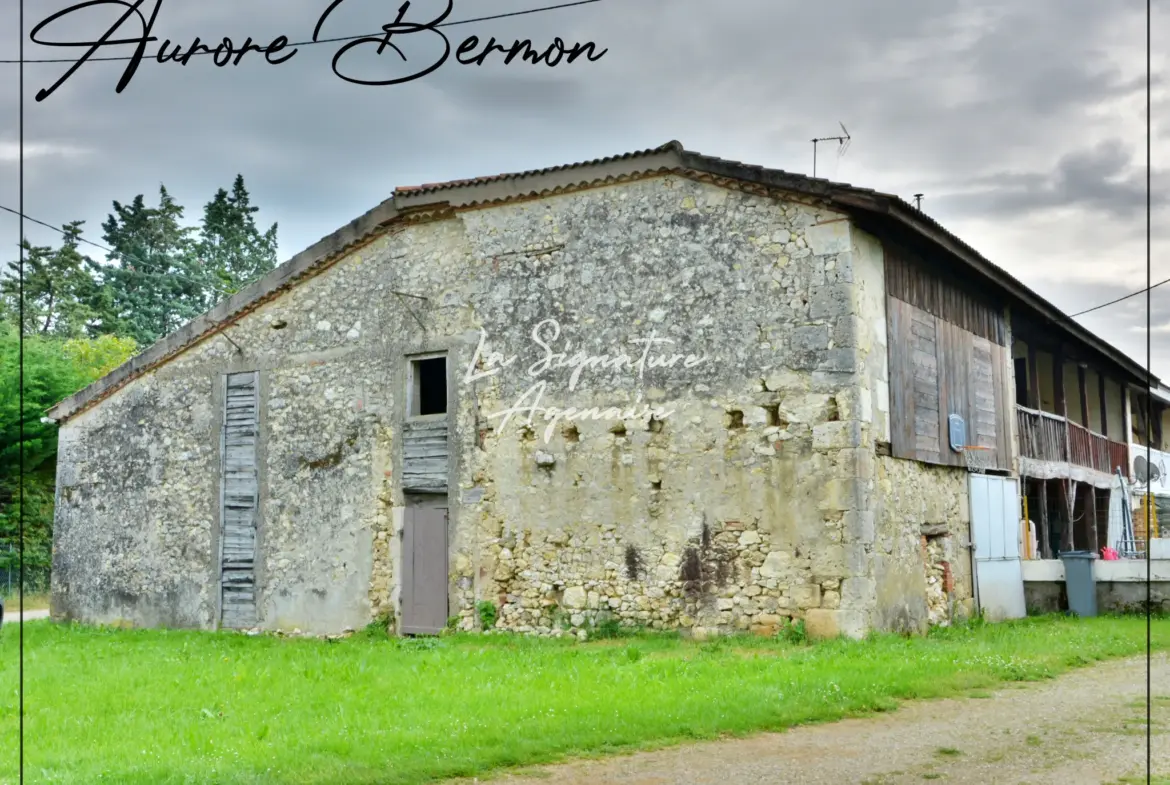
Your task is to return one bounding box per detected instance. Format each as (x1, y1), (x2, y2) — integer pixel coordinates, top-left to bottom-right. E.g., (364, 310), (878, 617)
(45, 141), (1151, 638)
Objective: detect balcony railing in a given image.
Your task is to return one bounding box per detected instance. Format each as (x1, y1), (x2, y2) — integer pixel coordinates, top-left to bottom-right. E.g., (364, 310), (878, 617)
(1016, 405), (1128, 474)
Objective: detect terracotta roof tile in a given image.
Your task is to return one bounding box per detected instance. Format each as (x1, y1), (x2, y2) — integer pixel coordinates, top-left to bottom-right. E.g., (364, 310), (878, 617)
(393, 141), (682, 197)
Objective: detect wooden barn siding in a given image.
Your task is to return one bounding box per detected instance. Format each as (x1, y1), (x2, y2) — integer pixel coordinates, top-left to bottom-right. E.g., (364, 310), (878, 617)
(884, 246), (1012, 470)
(884, 244), (1007, 346)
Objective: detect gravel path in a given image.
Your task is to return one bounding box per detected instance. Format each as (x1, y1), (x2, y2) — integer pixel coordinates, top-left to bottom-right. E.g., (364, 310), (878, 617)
(2, 609), (50, 623)
(459, 654), (1170, 785)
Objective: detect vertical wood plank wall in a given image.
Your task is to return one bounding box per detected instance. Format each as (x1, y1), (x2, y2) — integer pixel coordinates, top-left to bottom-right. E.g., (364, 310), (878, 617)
(885, 245), (1012, 470)
(220, 371), (260, 629)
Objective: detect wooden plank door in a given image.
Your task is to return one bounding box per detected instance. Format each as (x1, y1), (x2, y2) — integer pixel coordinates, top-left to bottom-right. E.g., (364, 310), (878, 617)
(401, 498), (449, 635)
(220, 372), (259, 629)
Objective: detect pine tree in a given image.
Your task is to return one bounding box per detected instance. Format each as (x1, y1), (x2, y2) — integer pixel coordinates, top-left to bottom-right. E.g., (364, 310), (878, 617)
(96, 185), (218, 347)
(0, 221), (100, 339)
(198, 175), (278, 295)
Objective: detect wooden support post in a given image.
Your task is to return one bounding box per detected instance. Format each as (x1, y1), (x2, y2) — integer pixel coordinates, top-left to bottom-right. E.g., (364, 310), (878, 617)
(1027, 344), (1041, 410)
(1054, 350), (1067, 418)
(1124, 386), (1135, 478)
(1078, 365), (1090, 429)
(1038, 478), (1051, 559)
(1088, 485), (1100, 556)
(1054, 350), (1071, 463)
(1099, 374), (1109, 438)
(1060, 480), (1075, 553)
(1151, 402), (1160, 451)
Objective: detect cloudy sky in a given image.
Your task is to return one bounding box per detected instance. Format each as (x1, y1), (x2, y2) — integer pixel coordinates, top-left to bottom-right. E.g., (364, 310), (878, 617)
(1, 0), (1168, 373)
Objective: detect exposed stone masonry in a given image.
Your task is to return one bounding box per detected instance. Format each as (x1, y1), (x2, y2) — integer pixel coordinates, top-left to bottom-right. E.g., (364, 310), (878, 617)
(51, 172), (970, 639)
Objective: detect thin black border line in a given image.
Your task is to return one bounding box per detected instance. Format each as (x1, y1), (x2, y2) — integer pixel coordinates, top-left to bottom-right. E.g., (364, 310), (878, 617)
(18, 0), (25, 778)
(1146, 0), (1153, 779)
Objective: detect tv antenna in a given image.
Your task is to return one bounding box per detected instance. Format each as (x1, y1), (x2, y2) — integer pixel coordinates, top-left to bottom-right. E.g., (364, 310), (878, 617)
(811, 122), (851, 178)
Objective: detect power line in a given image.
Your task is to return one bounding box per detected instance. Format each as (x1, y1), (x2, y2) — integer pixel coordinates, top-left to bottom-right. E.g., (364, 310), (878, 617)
(0, 0), (601, 64)
(0, 203), (232, 296)
(1064, 277), (1170, 319)
(7, 200), (1167, 323)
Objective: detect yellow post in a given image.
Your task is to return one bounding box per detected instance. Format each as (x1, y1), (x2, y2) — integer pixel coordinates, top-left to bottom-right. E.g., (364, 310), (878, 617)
(1139, 493), (1159, 541)
(1152, 493), (1160, 540)
(1022, 495), (1032, 559)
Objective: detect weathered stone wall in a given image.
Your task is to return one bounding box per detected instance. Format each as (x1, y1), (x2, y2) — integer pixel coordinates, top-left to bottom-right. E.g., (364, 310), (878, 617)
(449, 177), (878, 638)
(53, 376), (220, 628)
(870, 456), (974, 633)
(52, 174), (884, 637)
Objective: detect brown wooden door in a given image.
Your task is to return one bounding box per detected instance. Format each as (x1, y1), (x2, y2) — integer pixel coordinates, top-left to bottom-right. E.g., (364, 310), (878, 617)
(401, 498), (449, 634)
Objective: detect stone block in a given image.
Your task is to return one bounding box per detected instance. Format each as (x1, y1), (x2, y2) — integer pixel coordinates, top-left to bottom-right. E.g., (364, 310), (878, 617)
(840, 577), (876, 608)
(812, 421), (863, 451)
(790, 325), (830, 354)
(738, 531), (761, 547)
(844, 543), (870, 576)
(803, 609), (839, 639)
(810, 545), (844, 576)
(843, 511), (875, 544)
(809, 369), (856, 390)
(809, 284), (853, 320)
(760, 551), (791, 579)
(764, 370), (808, 395)
(827, 251), (854, 283)
(829, 316), (862, 350)
(563, 586), (586, 609)
(791, 584), (821, 609)
(819, 479), (860, 513)
(782, 393), (834, 424)
(818, 348), (859, 374)
(805, 608), (868, 640)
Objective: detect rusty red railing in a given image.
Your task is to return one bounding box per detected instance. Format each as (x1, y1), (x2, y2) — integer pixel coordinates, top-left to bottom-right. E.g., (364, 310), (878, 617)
(1016, 405), (1128, 474)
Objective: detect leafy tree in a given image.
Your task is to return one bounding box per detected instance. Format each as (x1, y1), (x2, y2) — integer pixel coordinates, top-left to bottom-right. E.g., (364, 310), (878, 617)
(0, 222), (102, 339)
(96, 185), (219, 346)
(0, 174), (276, 576)
(0, 325), (136, 574)
(0, 326), (135, 481)
(197, 174), (278, 294)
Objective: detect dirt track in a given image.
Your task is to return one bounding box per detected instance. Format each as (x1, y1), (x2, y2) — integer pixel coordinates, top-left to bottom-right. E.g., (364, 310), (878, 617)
(455, 654), (1170, 785)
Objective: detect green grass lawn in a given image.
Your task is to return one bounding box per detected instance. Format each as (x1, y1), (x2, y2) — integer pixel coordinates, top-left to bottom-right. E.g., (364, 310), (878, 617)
(0, 615), (1166, 784)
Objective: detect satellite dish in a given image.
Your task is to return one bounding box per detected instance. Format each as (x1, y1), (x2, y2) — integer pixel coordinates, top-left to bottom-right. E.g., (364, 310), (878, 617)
(1135, 455), (1162, 484)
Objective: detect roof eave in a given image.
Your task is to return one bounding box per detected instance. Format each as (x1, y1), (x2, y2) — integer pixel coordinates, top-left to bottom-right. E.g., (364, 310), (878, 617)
(873, 199), (1156, 386)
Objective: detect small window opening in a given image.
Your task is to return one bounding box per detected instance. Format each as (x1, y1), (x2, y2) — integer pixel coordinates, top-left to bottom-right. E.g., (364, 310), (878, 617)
(411, 356), (447, 416)
(1014, 357), (1029, 407)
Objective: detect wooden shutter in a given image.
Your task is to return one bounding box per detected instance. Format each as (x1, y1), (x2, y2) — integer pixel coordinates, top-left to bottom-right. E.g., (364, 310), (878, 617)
(220, 372), (259, 629)
(402, 419), (448, 493)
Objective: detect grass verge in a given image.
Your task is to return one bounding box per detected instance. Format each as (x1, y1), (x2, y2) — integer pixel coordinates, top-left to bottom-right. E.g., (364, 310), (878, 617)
(0, 614), (1165, 784)
(0, 593), (50, 613)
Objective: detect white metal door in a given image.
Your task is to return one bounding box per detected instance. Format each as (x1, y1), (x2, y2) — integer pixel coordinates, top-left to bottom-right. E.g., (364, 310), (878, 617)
(969, 474), (1027, 621)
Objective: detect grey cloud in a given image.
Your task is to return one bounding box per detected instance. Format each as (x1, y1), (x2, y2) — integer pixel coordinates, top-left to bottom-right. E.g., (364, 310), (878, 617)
(929, 139), (1160, 220)
(1, 0), (1166, 375)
